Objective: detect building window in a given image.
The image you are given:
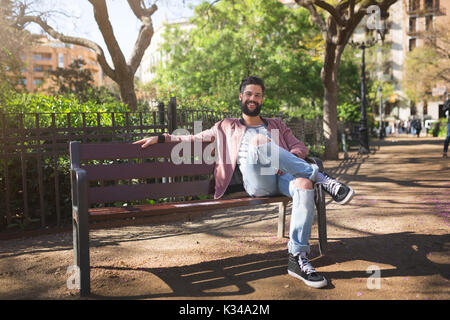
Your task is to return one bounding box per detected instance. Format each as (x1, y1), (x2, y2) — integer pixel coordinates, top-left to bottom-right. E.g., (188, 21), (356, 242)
(33, 65), (43, 72)
(33, 79), (43, 86)
(32, 53), (51, 61)
(411, 103), (417, 115)
(58, 53), (64, 68)
(409, 38), (417, 51)
(425, 15), (433, 31)
(409, 0), (420, 11)
(425, 0), (433, 10)
(409, 17), (417, 33)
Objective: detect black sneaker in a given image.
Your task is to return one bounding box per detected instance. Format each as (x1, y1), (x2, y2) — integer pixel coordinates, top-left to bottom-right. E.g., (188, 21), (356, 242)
(319, 171), (354, 205)
(287, 253), (327, 289)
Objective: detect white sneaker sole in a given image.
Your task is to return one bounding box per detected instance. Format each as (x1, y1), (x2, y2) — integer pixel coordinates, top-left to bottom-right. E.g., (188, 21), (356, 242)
(336, 186), (354, 205)
(288, 270), (328, 289)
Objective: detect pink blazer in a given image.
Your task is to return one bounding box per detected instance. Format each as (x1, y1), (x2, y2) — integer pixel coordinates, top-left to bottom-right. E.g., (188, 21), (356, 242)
(163, 118), (309, 199)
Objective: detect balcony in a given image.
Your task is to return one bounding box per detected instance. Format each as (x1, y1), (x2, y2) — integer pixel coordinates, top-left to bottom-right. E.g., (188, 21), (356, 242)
(406, 0), (420, 14)
(424, 6), (446, 16)
(407, 4), (446, 16)
(406, 29), (419, 36)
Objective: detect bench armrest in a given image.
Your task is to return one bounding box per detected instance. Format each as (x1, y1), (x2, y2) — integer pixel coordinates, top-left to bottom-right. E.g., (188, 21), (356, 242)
(70, 167), (88, 211)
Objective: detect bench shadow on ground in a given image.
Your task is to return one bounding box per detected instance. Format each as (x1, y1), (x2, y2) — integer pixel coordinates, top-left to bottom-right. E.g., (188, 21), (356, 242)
(89, 231), (449, 299)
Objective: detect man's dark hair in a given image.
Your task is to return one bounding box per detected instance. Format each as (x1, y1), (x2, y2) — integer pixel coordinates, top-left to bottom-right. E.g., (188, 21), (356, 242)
(239, 76), (265, 94)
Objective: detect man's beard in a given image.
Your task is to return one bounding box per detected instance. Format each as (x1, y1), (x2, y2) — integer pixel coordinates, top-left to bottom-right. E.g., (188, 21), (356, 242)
(241, 100), (262, 116)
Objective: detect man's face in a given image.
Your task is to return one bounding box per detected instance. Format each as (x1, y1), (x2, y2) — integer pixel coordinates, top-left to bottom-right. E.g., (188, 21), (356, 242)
(239, 84), (264, 117)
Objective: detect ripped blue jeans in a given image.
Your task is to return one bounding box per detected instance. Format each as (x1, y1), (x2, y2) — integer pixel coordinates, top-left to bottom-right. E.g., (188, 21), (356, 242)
(239, 140), (319, 255)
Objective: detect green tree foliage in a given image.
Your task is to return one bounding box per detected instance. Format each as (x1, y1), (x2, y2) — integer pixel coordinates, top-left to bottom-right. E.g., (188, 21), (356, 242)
(47, 58), (121, 105)
(152, 0), (324, 116)
(337, 42), (395, 125)
(0, 0), (33, 102)
(48, 59), (94, 97)
(403, 22), (449, 103)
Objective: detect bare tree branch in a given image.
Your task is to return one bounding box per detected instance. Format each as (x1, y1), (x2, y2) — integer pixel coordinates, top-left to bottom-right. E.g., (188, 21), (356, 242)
(15, 5), (117, 81)
(88, 0), (127, 76)
(295, 1), (327, 40)
(127, 0), (157, 19)
(12, 0), (160, 109)
(127, 0), (158, 74)
(313, 0), (344, 26)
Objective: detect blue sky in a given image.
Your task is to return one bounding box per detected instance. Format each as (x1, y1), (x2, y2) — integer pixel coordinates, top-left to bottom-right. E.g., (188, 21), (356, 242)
(26, 0), (204, 64)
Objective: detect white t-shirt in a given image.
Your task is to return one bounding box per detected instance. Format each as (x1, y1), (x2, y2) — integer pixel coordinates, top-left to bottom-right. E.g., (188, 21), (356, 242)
(237, 125), (270, 165)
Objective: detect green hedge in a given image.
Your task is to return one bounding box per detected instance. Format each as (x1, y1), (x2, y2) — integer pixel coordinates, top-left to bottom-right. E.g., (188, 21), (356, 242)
(431, 118), (448, 137)
(0, 93), (133, 231)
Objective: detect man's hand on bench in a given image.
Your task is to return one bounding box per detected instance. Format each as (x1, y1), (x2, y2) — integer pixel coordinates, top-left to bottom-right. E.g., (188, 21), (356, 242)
(133, 136), (158, 149)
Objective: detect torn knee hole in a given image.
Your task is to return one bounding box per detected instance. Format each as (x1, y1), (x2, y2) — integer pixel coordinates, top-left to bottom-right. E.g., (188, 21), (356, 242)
(293, 178), (313, 190)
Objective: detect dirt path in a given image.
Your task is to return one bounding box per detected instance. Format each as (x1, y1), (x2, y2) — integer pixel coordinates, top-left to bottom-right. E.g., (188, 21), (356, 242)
(0, 136), (449, 300)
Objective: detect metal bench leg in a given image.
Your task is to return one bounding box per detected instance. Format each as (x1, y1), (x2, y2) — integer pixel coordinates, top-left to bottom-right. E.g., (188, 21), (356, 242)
(78, 205), (90, 297)
(74, 169), (90, 297)
(315, 184), (327, 255)
(277, 201), (287, 238)
(71, 211), (90, 297)
(72, 212), (79, 268)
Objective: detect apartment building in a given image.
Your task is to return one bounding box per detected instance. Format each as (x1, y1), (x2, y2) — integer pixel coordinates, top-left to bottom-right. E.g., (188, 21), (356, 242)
(404, 0), (449, 120)
(19, 35), (106, 92)
(282, 0), (449, 123)
(138, 19), (194, 84)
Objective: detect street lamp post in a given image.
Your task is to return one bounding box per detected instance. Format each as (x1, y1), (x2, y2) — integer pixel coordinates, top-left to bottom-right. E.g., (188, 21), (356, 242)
(378, 86), (384, 139)
(350, 13), (388, 154)
(350, 39), (376, 154)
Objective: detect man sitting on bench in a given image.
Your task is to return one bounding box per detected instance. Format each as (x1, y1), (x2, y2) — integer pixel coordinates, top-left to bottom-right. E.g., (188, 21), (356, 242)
(134, 76), (354, 289)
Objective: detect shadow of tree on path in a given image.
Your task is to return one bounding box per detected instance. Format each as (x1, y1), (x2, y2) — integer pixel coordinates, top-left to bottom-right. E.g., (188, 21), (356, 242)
(90, 232), (449, 299)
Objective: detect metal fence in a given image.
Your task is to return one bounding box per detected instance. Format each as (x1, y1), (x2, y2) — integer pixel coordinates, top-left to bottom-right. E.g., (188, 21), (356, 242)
(0, 98), (323, 232)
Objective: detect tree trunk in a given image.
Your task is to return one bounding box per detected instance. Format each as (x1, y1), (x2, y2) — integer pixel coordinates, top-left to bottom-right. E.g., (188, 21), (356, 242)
(322, 76), (339, 160)
(118, 76), (138, 110)
(294, 0), (398, 159)
(14, 0), (157, 112)
(321, 41), (342, 160)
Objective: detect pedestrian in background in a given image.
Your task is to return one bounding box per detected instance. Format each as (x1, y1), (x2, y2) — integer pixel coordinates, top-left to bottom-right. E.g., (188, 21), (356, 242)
(443, 99), (450, 158)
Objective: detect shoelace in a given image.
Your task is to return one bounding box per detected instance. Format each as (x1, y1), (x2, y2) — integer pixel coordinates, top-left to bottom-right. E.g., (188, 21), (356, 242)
(299, 255), (316, 275)
(319, 176), (341, 196)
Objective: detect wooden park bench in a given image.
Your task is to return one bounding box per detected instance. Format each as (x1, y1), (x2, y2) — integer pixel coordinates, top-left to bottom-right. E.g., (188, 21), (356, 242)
(69, 140), (327, 297)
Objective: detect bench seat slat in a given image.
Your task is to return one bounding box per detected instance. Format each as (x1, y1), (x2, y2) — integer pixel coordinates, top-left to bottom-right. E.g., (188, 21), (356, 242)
(88, 180), (212, 204)
(79, 142), (212, 160)
(84, 162), (214, 180)
(88, 196), (289, 221)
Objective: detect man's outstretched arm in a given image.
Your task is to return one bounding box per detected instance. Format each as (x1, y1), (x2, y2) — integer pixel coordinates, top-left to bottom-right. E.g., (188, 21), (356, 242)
(133, 124), (217, 149)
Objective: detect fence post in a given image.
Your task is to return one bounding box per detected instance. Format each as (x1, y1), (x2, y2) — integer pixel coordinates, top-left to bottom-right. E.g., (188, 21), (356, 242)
(1, 112), (11, 226)
(300, 115), (306, 143)
(315, 117), (322, 151)
(157, 102), (165, 130)
(168, 97), (177, 134)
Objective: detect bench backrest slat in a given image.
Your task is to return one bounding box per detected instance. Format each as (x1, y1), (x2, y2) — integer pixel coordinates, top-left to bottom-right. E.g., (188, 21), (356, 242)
(88, 180), (212, 204)
(78, 142), (209, 160)
(84, 162), (214, 181)
(70, 141), (216, 205)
